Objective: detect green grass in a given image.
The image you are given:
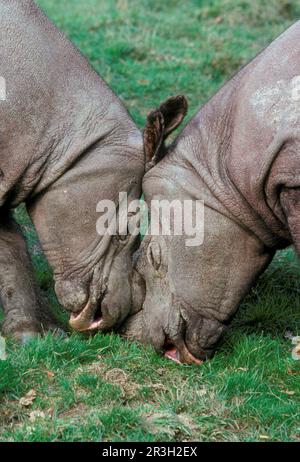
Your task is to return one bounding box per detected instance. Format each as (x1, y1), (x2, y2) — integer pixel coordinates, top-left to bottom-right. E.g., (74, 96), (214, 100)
(1, 0), (300, 442)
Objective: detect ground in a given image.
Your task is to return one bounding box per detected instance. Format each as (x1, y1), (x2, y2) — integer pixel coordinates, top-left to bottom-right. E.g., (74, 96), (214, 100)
(1, 0), (300, 442)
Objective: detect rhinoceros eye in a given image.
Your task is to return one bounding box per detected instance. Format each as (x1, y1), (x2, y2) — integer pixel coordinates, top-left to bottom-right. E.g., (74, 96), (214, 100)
(147, 241), (161, 271)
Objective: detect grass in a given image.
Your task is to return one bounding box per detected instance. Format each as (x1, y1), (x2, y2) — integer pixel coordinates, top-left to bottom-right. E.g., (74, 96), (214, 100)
(1, 0), (300, 442)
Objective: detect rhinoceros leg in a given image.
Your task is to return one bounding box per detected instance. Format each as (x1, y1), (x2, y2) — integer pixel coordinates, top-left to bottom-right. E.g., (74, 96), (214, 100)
(0, 212), (61, 343)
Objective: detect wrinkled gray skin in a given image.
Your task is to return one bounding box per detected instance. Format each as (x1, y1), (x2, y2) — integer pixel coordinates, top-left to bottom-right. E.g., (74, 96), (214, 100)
(0, 0), (145, 341)
(123, 21), (300, 363)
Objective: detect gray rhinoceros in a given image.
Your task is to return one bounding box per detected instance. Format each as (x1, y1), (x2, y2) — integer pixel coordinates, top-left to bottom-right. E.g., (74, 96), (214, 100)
(0, 0), (149, 341)
(123, 21), (300, 363)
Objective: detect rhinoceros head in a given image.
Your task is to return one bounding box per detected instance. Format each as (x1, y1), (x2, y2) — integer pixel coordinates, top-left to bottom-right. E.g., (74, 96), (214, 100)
(28, 98), (145, 334)
(123, 97), (274, 363)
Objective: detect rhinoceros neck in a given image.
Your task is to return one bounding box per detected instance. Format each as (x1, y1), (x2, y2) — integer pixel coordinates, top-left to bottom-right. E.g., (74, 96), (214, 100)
(163, 22), (300, 249)
(160, 20), (300, 250)
(12, 80), (142, 208)
(29, 90), (142, 199)
(0, 1), (143, 207)
(161, 80), (290, 249)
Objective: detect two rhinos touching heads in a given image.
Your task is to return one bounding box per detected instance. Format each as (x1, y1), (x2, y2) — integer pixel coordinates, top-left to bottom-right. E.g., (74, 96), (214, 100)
(2, 3), (300, 365)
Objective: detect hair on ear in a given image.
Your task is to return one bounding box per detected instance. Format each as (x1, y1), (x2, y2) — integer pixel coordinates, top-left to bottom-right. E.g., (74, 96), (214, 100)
(143, 94), (188, 172)
(144, 110), (165, 172)
(159, 95), (188, 138)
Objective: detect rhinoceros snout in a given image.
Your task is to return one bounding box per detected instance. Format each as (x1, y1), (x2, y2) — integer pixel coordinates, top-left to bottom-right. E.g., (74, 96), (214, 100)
(54, 279), (89, 314)
(54, 279), (105, 332)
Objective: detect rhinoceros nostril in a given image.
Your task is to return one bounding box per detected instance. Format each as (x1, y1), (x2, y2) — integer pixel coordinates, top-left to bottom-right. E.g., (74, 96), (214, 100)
(93, 305), (102, 323)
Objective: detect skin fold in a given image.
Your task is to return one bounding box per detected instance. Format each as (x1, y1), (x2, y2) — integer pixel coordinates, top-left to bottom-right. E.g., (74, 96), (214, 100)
(123, 21), (300, 363)
(0, 0), (146, 340)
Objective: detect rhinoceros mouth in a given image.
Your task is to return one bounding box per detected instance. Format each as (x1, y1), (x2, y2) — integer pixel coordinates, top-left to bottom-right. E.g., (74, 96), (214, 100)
(69, 298), (104, 332)
(163, 338), (204, 365)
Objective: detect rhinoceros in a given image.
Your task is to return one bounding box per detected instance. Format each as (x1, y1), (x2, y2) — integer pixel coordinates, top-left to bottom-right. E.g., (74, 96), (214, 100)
(0, 0), (148, 341)
(123, 21), (300, 363)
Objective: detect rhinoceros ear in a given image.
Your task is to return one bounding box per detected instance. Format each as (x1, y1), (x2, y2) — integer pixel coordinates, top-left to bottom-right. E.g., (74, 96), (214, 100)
(144, 95), (188, 172)
(159, 95), (188, 138)
(144, 110), (165, 172)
